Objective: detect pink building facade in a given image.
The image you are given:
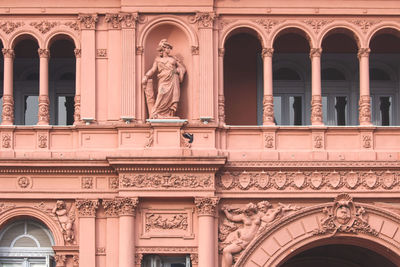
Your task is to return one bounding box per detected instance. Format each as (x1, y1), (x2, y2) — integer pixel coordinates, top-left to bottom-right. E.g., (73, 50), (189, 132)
(0, 0), (400, 266)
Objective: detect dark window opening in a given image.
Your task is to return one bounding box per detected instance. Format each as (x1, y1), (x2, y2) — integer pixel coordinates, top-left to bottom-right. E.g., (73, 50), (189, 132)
(370, 68), (391, 81)
(335, 96), (347, 126)
(322, 68), (346, 80)
(380, 96), (391, 126)
(273, 68), (301, 80)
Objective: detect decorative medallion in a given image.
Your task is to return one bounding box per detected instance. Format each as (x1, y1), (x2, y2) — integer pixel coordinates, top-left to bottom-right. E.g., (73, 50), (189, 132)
(256, 172), (270, 189)
(109, 177), (119, 189)
(264, 134), (274, 148)
(381, 171), (396, 189)
(363, 171), (378, 189)
(2, 134), (11, 148)
(313, 193), (378, 236)
(220, 172), (234, 189)
(292, 171), (306, 189)
(327, 171), (342, 189)
(346, 171), (360, 189)
(17, 176), (31, 189)
(362, 135), (372, 148)
(81, 177), (93, 189)
(274, 171), (287, 189)
(38, 134), (47, 148)
(238, 171), (251, 190)
(309, 171), (323, 189)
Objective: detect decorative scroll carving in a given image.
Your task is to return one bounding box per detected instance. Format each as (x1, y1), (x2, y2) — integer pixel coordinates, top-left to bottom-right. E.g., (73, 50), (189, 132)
(262, 95), (274, 124)
(309, 48), (322, 58)
(2, 95), (14, 124)
(76, 199), (99, 217)
(96, 49), (107, 58)
(51, 200), (75, 244)
(145, 213), (188, 231)
(255, 19), (284, 33)
(74, 95), (81, 123)
(219, 201), (300, 267)
(2, 48), (15, 58)
(303, 19), (333, 33)
(264, 134), (274, 149)
(121, 173), (213, 189)
(362, 135), (372, 148)
(218, 95), (225, 123)
(0, 203), (16, 214)
(109, 177), (119, 189)
(30, 21), (58, 34)
(191, 46), (199, 55)
(359, 95), (371, 125)
(119, 12), (139, 28)
(38, 134), (47, 148)
(2, 133), (11, 148)
(219, 19), (235, 30)
(38, 48), (50, 58)
(313, 135), (323, 149)
(311, 95), (323, 124)
(81, 177), (93, 189)
(136, 246), (197, 254)
(217, 170), (400, 191)
(38, 95), (50, 124)
(0, 21), (24, 34)
(54, 254), (67, 267)
(189, 12), (217, 28)
(17, 176), (31, 189)
(78, 14), (98, 29)
(65, 21), (80, 31)
(350, 19), (381, 33)
(313, 193), (378, 236)
(105, 13), (121, 29)
(357, 47), (370, 58)
(194, 197), (219, 216)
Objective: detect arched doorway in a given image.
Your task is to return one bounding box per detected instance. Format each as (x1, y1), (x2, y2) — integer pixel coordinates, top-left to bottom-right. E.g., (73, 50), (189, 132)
(280, 243), (397, 267)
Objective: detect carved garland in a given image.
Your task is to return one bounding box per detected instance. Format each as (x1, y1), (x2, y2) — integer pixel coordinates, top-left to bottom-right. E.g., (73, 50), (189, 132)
(189, 12), (217, 28)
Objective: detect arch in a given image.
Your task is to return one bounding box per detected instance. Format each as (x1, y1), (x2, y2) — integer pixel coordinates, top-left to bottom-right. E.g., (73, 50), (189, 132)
(320, 61), (352, 82)
(45, 30), (80, 50)
(273, 60), (307, 83)
(318, 23), (363, 48)
(9, 30), (42, 49)
(367, 24), (400, 48)
(236, 200), (400, 267)
(138, 16), (198, 48)
(270, 24), (315, 48)
(0, 207), (64, 246)
(369, 61), (397, 82)
(219, 21), (267, 49)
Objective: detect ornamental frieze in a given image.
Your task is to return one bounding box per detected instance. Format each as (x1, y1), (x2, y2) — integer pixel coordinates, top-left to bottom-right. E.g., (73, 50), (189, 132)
(120, 173), (214, 189)
(217, 170), (399, 191)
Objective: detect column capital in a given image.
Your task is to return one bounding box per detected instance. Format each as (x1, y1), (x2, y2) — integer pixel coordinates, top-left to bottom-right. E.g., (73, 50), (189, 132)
(309, 47), (322, 58)
(262, 47), (274, 58)
(78, 13), (98, 30)
(118, 197), (139, 216)
(102, 198), (120, 217)
(105, 13), (122, 29)
(2, 48), (14, 58)
(54, 254), (67, 267)
(218, 48), (225, 57)
(76, 199), (99, 217)
(119, 12), (139, 29)
(357, 47), (370, 59)
(74, 48), (81, 58)
(194, 197), (219, 216)
(38, 48), (50, 58)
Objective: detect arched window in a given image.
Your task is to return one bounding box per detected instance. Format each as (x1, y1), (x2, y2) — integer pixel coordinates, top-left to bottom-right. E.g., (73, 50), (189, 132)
(0, 219), (55, 266)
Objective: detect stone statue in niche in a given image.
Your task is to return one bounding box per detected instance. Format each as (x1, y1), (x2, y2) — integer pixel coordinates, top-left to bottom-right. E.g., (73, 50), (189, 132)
(52, 200), (75, 243)
(219, 201), (300, 267)
(142, 39), (186, 119)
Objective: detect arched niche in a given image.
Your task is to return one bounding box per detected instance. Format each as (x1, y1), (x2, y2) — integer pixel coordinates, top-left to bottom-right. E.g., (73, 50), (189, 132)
(235, 197), (400, 267)
(143, 23), (191, 120)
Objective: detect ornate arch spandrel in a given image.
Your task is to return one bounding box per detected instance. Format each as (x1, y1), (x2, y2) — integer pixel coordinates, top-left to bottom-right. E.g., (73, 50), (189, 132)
(234, 195), (400, 267)
(0, 206), (65, 246)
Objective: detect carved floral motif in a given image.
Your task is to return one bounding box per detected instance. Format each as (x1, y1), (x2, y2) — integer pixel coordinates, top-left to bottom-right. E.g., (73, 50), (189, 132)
(73, 255), (79, 267)
(74, 49), (81, 58)
(81, 177), (93, 189)
(96, 247), (106, 256)
(218, 95), (225, 123)
(357, 48), (371, 58)
(102, 199), (120, 217)
(136, 46), (144, 55)
(145, 213), (188, 231)
(2, 48), (15, 58)
(74, 95), (81, 123)
(303, 19), (333, 33)
(105, 13), (121, 28)
(17, 176), (31, 188)
(109, 177), (119, 189)
(0, 203), (16, 214)
(191, 46), (199, 55)
(119, 197), (139, 216)
(264, 134), (274, 149)
(78, 14), (98, 29)
(30, 21), (58, 34)
(76, 199), (99, 217)
(189, 12), (217, 28)
(119, 12), (139, 28)
(65, 21), (80, 31)
(96, 49), (107, 58)
(2, 134), (11, 148)
(190, 254), (198, 264)
(38, 48), (50, 58)
(313, 193), (378, 236)
(195, 197), (219, 216)
(218, 48), (225, 57)
(255, 19), (284, 33)
(38, 95), (50, 124)
(309, 48), (322, 58)
(38, 134), (47, 148)
(262, 48), (274, 58)
(54, 255), (67, 267)
(0, 21), (24, 34)
(121, 173), (213, 189)
(350, 19), (381, 33)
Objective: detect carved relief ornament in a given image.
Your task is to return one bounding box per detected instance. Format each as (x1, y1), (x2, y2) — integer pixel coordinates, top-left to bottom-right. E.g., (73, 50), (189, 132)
(2, 48), (15, 58)
(145, 213), (188, 231)
(359, 95), (371, 124)
(38, 95), (50, 124)
(2, 95), (14, 124)
(313, 193), (378, 236)
(0, 21), (24, 34)
(194, 197), (219, 216)
(119, 12), (139, 28)
(255, 19), (284, 33)
(54, 255), (67, 267)
(121, 173), (213, 189)
(262, 48), (274, 58)
(358, 48), (371, 58)
(2, 133), (11, 148)
(76, 199), (99, 217)
(30, 21), (58, 34)
(38, 48), (50, 58)
(105, 13), (122, 29)
(350, 19), (381, 33)
(311, 95), (323, 124)
(303, 19), (333, 33)
(263, 95), (274, 124)
(103, 197), (139, 216)
(78, 14), (98, 29)
(309, 48), (322, 58)
(189, 12), (217, 28)
(38, 134), (47, 148)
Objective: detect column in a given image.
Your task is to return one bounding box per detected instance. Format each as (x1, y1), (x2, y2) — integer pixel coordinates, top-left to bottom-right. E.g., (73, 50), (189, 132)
(2, 49), (14, 125)
(262, 48), (275, 125)
(358, 48), (372, 126)
(76, 199), (99, 267)
(103, 199), (120, 267)
(78, 14), (98, 122)
(194, 197), (219, 267)
(190, 12), (216, 122)
(119, 13), (138, 122)
(118, 197), (139, 267)
(38, 48), (49, 125)
(310, 48), (323, 125)
(73, 48), (81, 124)
(218, 48), (225, 125)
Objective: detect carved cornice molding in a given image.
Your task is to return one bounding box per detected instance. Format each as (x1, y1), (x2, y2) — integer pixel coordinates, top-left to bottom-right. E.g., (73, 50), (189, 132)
(78, 14), (98, 29)
(76, 199), (99, 217)
(194, 197), (219, 216)
(189, 12), (217, 28)
(0, 165), (115, 175)
(136, 246), (197, 254)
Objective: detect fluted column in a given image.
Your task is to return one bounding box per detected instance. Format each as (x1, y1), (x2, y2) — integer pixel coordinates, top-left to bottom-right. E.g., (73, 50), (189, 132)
(76, 199), (99, 267)
(74, 49), (81, 124)
(195, 197), (219, 267)
(119, 197), (139, 267)
(218, 48), (225, 125)
(262, 48), (274, 125)
(103, 199), (120, 267)
(37, 48), (50, 125)
(310, 48), (323, 125)
(2, 49), (14, 125)
(358, 48), (372, 126)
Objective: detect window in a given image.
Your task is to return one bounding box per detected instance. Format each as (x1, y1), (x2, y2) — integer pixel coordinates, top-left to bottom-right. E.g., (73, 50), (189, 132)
(141, 255), (191, 267)
(0, 220), (55, 267)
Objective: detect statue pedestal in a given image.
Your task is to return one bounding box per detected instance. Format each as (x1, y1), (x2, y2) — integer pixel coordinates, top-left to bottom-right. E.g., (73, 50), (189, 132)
(146, 119), (188, 149)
